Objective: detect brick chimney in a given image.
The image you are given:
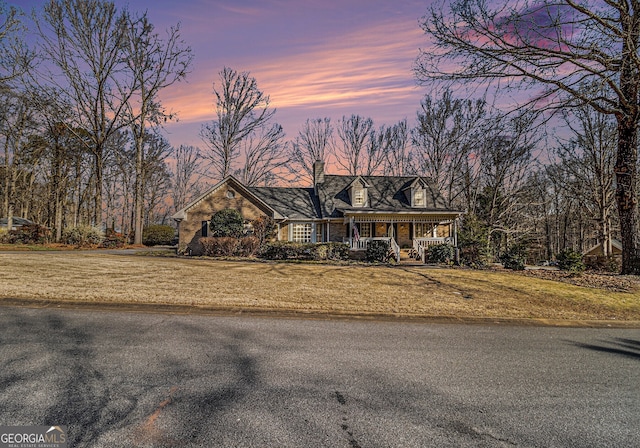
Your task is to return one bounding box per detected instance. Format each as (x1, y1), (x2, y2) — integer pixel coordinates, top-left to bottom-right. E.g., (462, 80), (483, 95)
(313, 160), (325, 193)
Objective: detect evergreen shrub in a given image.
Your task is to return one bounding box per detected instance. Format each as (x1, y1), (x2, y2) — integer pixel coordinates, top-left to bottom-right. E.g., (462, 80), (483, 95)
(142, 225), (175, 246)
(426, 244), (455, 264)
(210, 209), (245, 238)
(556, 249), (586, 273)
(365, 240), (390, 263)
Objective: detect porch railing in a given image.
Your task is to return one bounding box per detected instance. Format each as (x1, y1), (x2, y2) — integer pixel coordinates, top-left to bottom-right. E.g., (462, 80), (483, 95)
(345, 237), (400, 262)
(389, 237), (400, 263)
(413, 237), (455, 262)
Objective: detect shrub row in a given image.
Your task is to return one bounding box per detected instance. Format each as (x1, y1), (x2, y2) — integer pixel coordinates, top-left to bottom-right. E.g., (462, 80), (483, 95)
(0, 224), (50, 244)
(200, 236), (260, 257)
(62, 225), (103, 247)
(258, 241), (350, 261)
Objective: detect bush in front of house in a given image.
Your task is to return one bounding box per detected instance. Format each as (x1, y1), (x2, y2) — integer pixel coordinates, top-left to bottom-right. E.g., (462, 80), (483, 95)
(62, 225), (103, 247)
(257, 241), (350, 261)
(251, 216), (276, 244)
(210, 208), (245, 238)
(3, 224), (50, 244)
(142, 224), (175, 246)
(556, 249), (586, 273)
(426, 243), (455, 264)
(237, 236), (261, 257)
(201, 237), (239, 257)
(200, 236), (261, 257)
(500, 244), (527, 271)
(365, 239), (390, 263)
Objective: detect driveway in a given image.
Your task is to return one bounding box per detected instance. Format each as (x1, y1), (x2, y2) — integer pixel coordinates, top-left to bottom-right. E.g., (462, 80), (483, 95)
(0, 306), (638, 447)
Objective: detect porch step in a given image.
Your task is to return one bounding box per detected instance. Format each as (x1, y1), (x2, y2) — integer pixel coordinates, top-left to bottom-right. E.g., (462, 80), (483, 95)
(398, 249), (422, 264)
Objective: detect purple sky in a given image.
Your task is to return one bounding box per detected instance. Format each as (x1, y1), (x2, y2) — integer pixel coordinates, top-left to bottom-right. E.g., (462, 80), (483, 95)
(14, 0), (441, 149)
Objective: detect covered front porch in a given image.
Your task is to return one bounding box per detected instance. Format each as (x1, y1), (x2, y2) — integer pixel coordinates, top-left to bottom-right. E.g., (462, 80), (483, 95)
(343, 212), (460, 262)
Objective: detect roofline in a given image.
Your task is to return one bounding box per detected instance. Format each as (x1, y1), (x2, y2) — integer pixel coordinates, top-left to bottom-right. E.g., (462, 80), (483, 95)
(340, 209), (464, 216)
(171, 176), (283, 221)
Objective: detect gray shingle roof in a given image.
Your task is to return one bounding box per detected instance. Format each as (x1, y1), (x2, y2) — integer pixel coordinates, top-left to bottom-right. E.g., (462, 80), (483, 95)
(0, 217), (35, 227)
(316, 175), (452, 218)
(249, 187), (320, 220)
(249, 175), (457, 220)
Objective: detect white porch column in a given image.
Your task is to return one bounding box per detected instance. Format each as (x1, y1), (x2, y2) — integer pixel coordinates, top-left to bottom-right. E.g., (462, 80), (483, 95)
(454, 218), (458, 247)
(311, 223), (317, 243)
(349, 217), (354, 247)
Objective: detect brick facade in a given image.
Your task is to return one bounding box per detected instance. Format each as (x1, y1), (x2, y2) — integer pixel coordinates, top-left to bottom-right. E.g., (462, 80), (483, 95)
(177, 185), (269, 254)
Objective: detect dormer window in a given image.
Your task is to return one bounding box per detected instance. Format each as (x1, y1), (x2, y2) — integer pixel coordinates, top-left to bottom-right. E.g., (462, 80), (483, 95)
(348, 176), (369, 207)
(414, 189), (425, 207)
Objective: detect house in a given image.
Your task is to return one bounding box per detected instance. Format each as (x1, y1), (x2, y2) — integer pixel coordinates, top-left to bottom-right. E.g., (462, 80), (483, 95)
(583, 239), (622, 257)
(172, 161), (463, 261)
(0, 217), (35, 231)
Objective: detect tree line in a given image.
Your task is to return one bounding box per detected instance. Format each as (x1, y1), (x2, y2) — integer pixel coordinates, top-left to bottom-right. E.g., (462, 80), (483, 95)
(0, 0), (636, 273)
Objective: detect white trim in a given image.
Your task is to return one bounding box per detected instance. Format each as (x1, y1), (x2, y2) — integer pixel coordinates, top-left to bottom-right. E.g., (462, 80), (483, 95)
(171, 176), (283, 221)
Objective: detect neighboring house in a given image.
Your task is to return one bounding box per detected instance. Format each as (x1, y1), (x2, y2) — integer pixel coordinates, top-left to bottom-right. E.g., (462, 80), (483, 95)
(0, 217), (35, 231)
(583, 239), (623, 257)
(172, 161), (463, 260)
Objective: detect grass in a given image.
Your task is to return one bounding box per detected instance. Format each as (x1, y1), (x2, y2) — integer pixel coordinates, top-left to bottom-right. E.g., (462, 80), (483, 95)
(0, 252), (638, 323)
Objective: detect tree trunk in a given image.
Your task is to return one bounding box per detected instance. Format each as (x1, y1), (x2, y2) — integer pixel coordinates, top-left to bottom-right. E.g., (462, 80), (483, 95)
(615, 117), (640, 274)
(93, 148), (103, 229)
(133, 132), (144, 245)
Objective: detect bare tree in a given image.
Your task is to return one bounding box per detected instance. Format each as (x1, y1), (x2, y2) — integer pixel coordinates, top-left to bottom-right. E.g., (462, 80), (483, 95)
(555, 106), (617, 256)
(200, 67), (278, 181)
(171, 145), (204, 212)
(412, 90), (486, 208)
(468, 113), (538, 256)
(36, 0), (133, 228)
(381, 119), (411, 177)
(0, 1), (32, 88)
(236, 124), (288, 186)
(123, 11), (192, 244)
(335, 114), (374, 176)
(288, 117), (333, 184)
(415, 0), (640, 273)
(0, 89), (37, 230)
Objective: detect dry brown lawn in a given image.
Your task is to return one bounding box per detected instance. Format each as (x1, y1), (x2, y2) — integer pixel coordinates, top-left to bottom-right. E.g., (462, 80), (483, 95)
(1, 252), (639, 323)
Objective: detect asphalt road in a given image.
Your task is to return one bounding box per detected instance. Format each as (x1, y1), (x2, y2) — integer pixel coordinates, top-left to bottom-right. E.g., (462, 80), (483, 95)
(0, 307), (638, 447)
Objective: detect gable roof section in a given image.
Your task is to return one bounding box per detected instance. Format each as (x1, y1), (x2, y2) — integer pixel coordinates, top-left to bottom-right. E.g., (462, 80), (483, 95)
(316, 175), (460, 218)
(0, 217), (35, 227)
(171, 176), (283, 221)
(250, 186), (320, 220)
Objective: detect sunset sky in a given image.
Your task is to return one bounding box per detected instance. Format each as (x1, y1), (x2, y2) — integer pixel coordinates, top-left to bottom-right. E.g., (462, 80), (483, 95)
(14, 0), (444, 149)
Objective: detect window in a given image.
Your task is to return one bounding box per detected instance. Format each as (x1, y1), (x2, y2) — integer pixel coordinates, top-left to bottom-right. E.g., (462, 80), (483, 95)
(354, 189), (365, 206)
(292, 223), (312, 242)
(226, 190), (236, 198)
(414, 189), (425, 207)
(201, 221), (209, 237)
(414, 223), (433, 238)
(359, 222), (372, 238)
